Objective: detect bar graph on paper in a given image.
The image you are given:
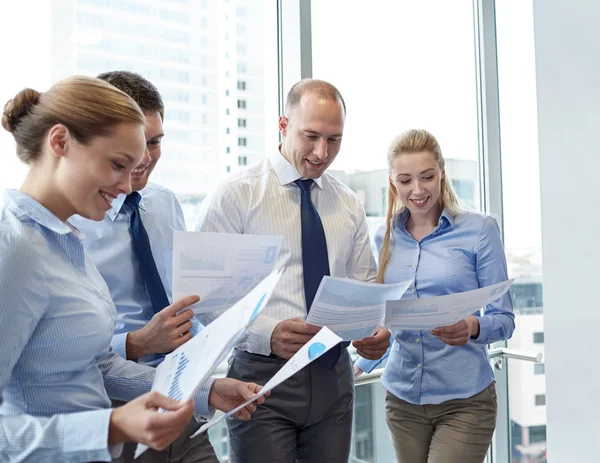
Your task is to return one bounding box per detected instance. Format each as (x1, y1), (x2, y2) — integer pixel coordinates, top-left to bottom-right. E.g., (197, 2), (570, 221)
(167, 352), (190, 401)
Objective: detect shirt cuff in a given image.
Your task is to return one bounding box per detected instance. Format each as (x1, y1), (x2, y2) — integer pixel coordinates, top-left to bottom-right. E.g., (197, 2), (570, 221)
(112, 332), (129, 360)
(243, 314), (280, 356)
(472, 315), (492, 344)
(355, 356), (384, 374)
(194, 377), (216, 421)
(62, 408), (116, 461)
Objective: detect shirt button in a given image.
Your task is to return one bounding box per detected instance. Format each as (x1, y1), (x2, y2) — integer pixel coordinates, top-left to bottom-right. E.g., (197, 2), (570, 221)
(418, 363), (422, 368)
(416, 338), (420, 343)
(411, 264), (416, 269)
(411, 288), (415, 294)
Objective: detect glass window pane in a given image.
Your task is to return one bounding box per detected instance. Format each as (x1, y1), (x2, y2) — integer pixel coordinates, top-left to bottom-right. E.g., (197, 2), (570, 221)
(496, 0), (547, 462)
(0, 0), (279, 232)
(312, 2), (480, 461)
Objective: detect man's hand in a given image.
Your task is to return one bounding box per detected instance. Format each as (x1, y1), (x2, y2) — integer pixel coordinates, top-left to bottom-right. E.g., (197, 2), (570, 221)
(126, 295), (200, 360)
(430, 316), (480, 346)
(109, 391), (194, 450)
(209, 378), (268, 420)
(270, 318), (321, 359)
(352, 327), (391, 360)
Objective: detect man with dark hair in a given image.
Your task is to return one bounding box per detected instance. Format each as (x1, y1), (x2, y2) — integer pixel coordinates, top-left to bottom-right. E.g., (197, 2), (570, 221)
(71, 71), (260, 463)
(195, 78), (390, 462)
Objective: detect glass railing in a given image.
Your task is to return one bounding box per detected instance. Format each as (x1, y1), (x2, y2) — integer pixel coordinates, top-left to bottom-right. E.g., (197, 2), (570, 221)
(206, 347), (542, 462)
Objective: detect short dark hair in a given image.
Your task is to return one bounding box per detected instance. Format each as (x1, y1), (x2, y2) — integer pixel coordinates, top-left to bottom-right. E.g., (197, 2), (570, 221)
(285, 78), (346, 116)
(97, 71), (164, 119)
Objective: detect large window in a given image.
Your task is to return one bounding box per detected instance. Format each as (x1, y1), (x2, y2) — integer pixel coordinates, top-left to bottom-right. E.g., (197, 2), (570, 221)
(496, 0), (547, 461)
(0, 0), (279, 231)
(311, 1), (482, 460)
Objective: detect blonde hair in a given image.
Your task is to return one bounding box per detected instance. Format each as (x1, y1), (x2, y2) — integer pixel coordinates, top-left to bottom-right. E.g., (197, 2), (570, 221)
(377, 129), (463, 283)
(2, 75), (145, 164)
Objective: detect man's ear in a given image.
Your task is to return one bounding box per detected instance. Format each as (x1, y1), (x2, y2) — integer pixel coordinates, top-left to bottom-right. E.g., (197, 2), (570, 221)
(278, 115), (289, 137)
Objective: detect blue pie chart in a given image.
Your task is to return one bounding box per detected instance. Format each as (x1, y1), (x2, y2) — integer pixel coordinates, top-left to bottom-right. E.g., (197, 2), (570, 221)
(308, 342), (326, 360)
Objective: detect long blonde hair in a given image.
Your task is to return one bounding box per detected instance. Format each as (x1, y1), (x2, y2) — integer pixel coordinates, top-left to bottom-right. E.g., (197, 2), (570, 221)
(377, 129), (463, 283)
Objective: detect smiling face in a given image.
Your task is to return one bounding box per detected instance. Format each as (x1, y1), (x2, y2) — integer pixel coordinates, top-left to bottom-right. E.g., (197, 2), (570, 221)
(52, 122), (147, 221)
(130, 110), (164, 192)
(390, 150), (444, 221)
(278, 92), (344, 179)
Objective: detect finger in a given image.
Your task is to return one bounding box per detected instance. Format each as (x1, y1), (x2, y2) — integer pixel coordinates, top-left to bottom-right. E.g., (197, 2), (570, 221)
(235, 382), (262, 402)
(161, 296), (200, 317)
(173, 330), (194, 348)
(352, 340), (363, 349)
(233, 408), (252, 421)
(357, 347), (387, 358)
(174, 320), (194, 336)
(144, 391), (190, 412)
(173, 308), (196, 325)
(283, 333), (317, 345)
(434, 329), (469, 340)
(290, 321), (321, 335)
(439, 337), (468, 346)
(151, 400), (195, 429)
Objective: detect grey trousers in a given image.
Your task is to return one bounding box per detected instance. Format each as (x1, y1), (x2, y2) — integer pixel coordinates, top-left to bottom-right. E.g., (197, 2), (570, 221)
(385, 382), (498, 463)
(226, 349), (354, 463)
(111, 400), (219, 463)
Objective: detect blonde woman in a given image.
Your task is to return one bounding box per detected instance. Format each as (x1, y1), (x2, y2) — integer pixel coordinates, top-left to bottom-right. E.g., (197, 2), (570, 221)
(355, 129), (515, 463)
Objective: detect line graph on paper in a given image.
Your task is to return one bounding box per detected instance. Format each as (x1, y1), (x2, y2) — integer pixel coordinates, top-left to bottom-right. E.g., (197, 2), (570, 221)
(179, 249), (225, 271)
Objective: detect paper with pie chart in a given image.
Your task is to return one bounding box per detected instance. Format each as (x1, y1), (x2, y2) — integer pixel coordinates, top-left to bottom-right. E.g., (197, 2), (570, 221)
(135, 269), (283, 458)
(192, 326), (343, 436)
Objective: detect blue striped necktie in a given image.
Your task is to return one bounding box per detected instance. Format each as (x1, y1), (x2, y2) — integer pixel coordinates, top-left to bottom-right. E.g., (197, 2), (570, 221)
(295, 179), (343, 370)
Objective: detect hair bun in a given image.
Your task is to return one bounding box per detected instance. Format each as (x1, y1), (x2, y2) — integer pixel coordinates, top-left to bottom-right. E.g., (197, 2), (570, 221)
(2, 88), (42, 133)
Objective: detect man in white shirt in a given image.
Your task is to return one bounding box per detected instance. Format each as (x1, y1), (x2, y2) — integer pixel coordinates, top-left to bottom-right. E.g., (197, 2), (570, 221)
(195, 79), (391, 462)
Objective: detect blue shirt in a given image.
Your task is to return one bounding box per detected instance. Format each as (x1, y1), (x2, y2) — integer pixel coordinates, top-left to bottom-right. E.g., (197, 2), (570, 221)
(70, 183), (199, 366)
(0, 190), (212, 463)
(356, 208), (515, 405)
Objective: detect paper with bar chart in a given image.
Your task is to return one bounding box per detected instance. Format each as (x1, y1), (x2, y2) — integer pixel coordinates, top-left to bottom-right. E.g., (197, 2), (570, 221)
(135, 269), (283, 458)
(192, 326), (343, 436)
(384, 279), (514, 331)
(172, 231), (283, 315)
(305, 277), (413, 341)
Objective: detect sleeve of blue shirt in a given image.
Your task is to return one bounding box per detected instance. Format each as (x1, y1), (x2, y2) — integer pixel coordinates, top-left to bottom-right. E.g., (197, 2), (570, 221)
(0, 233), (116, 462)
(99, 350), (215, 419)
(471, 216), (516, 344)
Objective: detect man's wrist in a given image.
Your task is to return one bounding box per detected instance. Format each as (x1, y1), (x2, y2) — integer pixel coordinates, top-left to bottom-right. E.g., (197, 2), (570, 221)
(125, 331), (145, 361)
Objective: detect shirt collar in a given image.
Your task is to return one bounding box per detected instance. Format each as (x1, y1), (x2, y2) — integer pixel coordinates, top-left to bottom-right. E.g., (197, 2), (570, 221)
(395, 206), (455, 232)
(4, 189), (77, 236)
(106, 190), (147, 222)
(268, 146), (324, 189)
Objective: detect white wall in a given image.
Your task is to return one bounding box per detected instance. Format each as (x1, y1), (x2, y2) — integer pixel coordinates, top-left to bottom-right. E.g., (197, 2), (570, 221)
(533, 1), (600, 460)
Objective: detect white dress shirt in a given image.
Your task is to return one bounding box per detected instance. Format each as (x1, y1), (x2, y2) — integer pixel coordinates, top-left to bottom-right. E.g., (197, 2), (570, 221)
(195, 149), (377, 356)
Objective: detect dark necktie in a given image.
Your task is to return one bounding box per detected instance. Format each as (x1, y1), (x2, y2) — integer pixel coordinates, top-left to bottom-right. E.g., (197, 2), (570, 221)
(124, 192), (170, 314)
(295, 179), (343, 370)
